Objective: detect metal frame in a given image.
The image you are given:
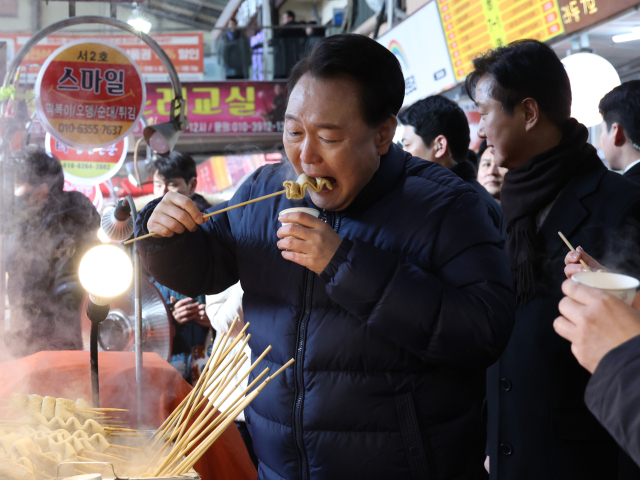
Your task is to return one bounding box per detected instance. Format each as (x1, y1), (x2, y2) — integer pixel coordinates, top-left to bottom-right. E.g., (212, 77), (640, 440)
(0, 15), (187, 428)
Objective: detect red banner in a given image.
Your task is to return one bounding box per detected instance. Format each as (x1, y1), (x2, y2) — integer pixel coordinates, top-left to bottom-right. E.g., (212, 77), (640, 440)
(1, 33), (204, 81)
(136, 81), (288, 136)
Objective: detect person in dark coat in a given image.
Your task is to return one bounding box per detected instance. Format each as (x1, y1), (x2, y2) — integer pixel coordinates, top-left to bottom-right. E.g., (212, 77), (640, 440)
(3, 148), (100, 357)
(151, 151), (212, 382)
(134, 34), (515, 480)
(217, 17), (252, 80)
(467, 39), (640, 479)
(399, 94), (504, 234)
(598, 81), (640, 183)
(554, 276), (640, 469)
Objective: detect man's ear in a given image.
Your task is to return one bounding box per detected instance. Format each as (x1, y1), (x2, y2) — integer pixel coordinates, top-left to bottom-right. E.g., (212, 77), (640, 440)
(521, 97), (540, 132)
(612, 123), (627, 147)
(375, 116), (398, 156)
(30, 183), (49, 204)
(187, 178), (198, 197)
(432, 135), (449, 160)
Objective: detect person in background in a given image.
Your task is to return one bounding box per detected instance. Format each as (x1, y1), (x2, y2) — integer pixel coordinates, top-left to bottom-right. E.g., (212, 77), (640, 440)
(598, 81), (640, 183)
(135, 34), (515, 479)
(557, 249), (640, 469)
(3, 148), (100, 357)
(217, 17), (252, 80)
(205, 282), (257, 468)
(273, 11), (306, 79)
(476, 139), (507, 203)
(467, 39), (640, 479)
(152, 152), (213, 382)
(399, 94), (504, 233)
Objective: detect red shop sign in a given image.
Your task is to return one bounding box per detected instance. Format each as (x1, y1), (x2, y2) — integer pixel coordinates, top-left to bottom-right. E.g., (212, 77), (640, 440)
(35, 39), (145, 150)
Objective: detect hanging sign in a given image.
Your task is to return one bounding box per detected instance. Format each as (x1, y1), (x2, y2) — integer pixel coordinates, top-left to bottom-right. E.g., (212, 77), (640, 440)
(35, 39), (145, 150)
(45, 132), (129, 186)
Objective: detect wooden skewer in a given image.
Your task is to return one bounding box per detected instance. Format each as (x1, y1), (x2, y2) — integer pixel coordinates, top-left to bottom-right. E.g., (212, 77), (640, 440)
(66, 408), (106, 416)
(124, 190), (287, 245)
(108, 432), (147, 437)
(154, 343), (251, 475)
(155, 352), (251, 475)
(107, 444), (144, 453)
(148, 323), (235, 448)
(165, 359), (293, 477)
(103, 427), (139, 432)
(171, 359), (294, 477)
(558, 232), (592, 272)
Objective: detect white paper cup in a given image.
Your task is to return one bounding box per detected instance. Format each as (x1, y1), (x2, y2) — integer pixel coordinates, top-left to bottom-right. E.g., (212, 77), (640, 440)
(279, 207), (320, 225)
(571, 272), (640, 305)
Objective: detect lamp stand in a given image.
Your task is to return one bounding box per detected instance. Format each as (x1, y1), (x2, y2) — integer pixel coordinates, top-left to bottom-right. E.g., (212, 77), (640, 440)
(86, 300), (110, 408)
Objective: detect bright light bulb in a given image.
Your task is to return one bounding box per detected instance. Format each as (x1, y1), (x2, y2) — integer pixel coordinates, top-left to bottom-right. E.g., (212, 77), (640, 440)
(562, 53), (621, 127)
(128, 16), (152, 34)
(79, 245), (133, 302)
(97, 227), (112, 244)
(128, 173), (139, 187)
(149, 131), (170, 154)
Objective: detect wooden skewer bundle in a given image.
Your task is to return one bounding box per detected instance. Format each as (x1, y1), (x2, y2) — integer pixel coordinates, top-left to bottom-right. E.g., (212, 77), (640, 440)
(139, 318), (293, 478)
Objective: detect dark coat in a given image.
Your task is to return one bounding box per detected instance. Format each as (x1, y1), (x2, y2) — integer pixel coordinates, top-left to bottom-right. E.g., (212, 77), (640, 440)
(4, 190), (100, 357)
(487, 161), (640, 480)
(624, 162), (640, 185)
(585, 334), (640, 470)
(449, 161), (504, 236)
(136, 144), (515, 480)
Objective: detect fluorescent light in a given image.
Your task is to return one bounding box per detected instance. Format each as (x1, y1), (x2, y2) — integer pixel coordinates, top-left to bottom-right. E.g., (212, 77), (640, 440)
(613, 27), (640, 43)
(128, 14), (152, 34)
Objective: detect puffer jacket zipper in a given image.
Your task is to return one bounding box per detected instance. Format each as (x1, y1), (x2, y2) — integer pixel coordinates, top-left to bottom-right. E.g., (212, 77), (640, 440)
(293, 209), (341, 480)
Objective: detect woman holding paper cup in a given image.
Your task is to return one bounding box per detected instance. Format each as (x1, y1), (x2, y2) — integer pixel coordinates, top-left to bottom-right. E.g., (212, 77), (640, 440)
(557, 251), (640, 468)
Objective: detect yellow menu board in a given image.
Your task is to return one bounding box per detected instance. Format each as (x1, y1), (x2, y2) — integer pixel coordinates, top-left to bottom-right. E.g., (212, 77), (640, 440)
(437, 0), (565, 81)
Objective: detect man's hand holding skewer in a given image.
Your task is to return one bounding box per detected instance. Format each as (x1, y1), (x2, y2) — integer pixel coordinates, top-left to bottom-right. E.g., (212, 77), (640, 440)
(147, 192), (207, 238)
(277, 212), (343, 274)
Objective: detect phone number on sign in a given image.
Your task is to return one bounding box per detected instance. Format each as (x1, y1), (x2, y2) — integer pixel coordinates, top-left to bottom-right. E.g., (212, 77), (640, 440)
(57, 123), (123, 136)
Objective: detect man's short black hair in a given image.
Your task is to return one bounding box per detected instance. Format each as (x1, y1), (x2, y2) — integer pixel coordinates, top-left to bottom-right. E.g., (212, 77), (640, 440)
(153, 151), (197, 183)
(284, 10), (295, 20)
(599, 80), (640, 149)
(398, 95), (470, 162)
(287, 34), (405, 127)
(14, 148), (64, 193)
(465, 39), (571, 128)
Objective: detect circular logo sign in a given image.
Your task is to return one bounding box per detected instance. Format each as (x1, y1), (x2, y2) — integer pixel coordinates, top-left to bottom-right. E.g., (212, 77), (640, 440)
(45, 132), (128, 186)
(35, 39), (145, 150)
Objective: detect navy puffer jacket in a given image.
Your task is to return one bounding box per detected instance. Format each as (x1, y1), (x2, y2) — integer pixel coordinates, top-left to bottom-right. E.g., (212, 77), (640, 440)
(136, 144), (515, 480)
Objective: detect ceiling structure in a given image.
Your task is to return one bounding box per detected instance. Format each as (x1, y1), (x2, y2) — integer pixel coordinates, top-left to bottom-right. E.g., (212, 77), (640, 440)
(551, 6), (640, 81)
(122, 0), (229, 29)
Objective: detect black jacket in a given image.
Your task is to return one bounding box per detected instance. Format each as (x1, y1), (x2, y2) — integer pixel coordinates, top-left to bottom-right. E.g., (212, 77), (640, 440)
(449, 161), (504, 236)
(136, 144), (515, 480)
(624, 162), (640, 185)
(4, 190), (100, 357)
(487, 156), (640, 479)
(585, 334), (640, 470)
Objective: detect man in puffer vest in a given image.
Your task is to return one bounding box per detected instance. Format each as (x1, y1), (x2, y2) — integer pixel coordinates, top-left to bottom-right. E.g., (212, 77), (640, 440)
(135, 34), (516, 480)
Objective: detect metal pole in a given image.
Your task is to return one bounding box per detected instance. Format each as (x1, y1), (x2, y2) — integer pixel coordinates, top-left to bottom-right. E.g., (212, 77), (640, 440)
(133, 243), (143, 427)
(90, 321), (100, 407)
(125, 196), (143, 428)
(262, 0), (273, 80)
(386, 0), (394, 30)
